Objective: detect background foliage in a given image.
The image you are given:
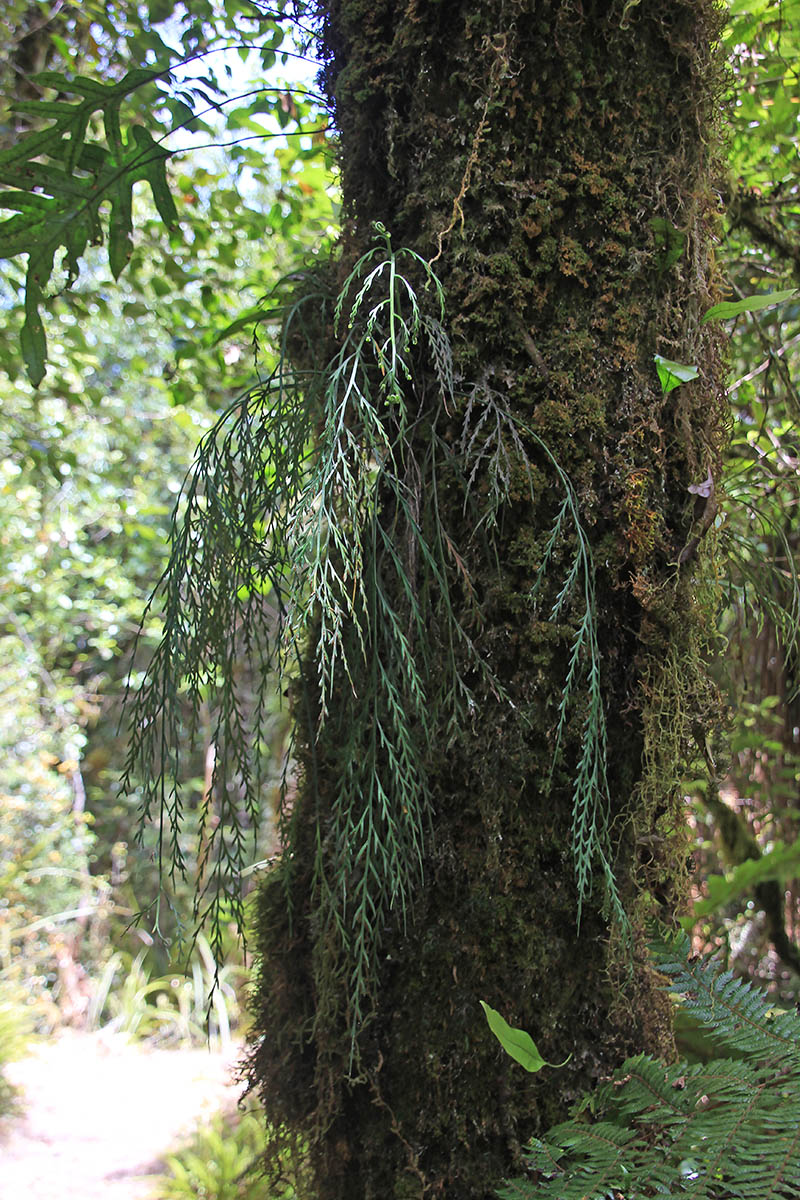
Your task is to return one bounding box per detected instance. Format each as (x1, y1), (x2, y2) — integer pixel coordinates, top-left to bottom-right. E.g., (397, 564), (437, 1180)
(0, 0), (336, 1084)
(1, 0), (800, 1195)
(685, 0), (800, 1007)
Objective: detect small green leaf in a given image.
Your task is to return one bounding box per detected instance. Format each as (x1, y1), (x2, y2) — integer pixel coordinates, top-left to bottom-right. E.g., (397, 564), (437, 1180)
(701, 288), (798, 323)
(654, 354), (699, 395)
(480, 1001), (569, 1072)
(650, 217), (686, 272)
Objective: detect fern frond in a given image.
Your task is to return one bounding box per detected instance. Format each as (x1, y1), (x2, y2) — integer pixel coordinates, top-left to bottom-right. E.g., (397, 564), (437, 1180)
(461, 381), (625, 931)
(127, 226), (493, 1061)
(500, 1120), (643, 1200)
(128, 223), (631, 1056)
(123, 370), (314, 958)
(653, 929), (800, 1063)
(501, 936), (800, 1200)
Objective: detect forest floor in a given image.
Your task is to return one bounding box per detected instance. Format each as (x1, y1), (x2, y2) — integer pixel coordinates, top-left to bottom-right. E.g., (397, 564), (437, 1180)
(0, 1029), (243, 1199)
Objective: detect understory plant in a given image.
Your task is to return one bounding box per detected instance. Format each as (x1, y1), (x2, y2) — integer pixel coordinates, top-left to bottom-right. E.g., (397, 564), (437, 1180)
(88, 934), (243, 1048)
(494, 930), (800, 1199)
(0, 980), (32, 1119)
(154, 1100), (304, 1200)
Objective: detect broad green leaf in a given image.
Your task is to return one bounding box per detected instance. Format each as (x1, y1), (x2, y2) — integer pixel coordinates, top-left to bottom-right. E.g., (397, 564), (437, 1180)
(480, 1001), (569, 1072)
(654, 355), (699, 395)
(701, 288), (798, 323)
(0, 70), (180, 383)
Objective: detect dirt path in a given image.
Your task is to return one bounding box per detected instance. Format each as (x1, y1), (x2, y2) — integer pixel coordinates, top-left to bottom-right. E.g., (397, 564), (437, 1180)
(0, 1030), (243, 1199)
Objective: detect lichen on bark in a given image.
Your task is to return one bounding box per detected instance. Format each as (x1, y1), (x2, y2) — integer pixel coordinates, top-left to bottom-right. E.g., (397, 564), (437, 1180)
(248, 4), (729, 1198)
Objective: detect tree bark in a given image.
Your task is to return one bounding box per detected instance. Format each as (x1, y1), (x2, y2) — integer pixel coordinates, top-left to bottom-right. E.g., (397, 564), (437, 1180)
(250, 3), (727, 1197)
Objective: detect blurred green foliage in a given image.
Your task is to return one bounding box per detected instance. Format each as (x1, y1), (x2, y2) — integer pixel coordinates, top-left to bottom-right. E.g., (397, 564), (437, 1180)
(87, 934), (245, 1048)
(685, 0), (800, 995)
(0, 0), (336, 1034)
(0, 980), (33, 1118)
(155, 1098), (304, 1199)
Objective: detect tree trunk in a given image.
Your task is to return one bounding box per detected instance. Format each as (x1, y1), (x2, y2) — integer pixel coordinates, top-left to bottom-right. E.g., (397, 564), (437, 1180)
(250, 3), (726, 1197)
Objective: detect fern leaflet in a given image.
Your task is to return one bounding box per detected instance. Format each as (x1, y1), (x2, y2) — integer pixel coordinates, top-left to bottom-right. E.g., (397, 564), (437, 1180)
(501, 931), (800, 1200)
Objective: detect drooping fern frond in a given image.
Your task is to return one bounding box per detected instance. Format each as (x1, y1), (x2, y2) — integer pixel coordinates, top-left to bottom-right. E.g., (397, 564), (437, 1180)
(461, 382), (625, 932)
(500, 929), (800, 1200)
(125, 226), (488, 1059)
(288, 222), (451, 722)
(280, 227), (482, 1053)
(123, 344), (319, 961)
(531, 474), (619, 932)
(128, 224), (629, 1055)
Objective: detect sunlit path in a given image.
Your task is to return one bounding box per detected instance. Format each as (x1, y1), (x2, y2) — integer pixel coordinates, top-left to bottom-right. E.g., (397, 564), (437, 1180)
(1, 1031), (241, 1200)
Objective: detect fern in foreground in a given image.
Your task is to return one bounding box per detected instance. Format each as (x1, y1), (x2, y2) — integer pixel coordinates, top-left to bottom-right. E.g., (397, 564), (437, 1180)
(500, 930), (800, 1200)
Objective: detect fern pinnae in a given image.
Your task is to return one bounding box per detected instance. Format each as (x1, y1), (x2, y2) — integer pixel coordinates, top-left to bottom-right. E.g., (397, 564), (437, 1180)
(548, 554), (582, 622)
(548, 610), (590, 780)
(463, 394), (619, 929)
(655, 931), (800, 1062)
(128, 222), (629, 1054)
(529, 497), (571, 604)
(422, 315), (455, 406)
(506, 933), (800, 1199)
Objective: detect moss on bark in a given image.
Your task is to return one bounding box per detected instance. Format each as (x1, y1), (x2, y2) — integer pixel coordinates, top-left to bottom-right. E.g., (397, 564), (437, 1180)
(249, 3), (728, 1197)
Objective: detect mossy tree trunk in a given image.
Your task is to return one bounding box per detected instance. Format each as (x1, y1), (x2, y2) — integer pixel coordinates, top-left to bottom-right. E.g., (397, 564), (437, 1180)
(250, 3), (726, 1198)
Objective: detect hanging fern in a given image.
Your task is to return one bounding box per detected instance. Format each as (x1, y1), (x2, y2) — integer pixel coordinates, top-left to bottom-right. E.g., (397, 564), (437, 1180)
(126, 224), (624, 1057)
(499, 929), (800, 1200)
(125, 226), (491, 1048)
(461, 382), (625, 932)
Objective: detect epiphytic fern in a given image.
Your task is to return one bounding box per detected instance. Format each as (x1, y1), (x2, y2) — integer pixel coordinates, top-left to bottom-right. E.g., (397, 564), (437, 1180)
(461, 381), (625, 932)
(125, 225), (487, 1059)
(500, 929), (800, 1199)
(128, 223), (627, 1058)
